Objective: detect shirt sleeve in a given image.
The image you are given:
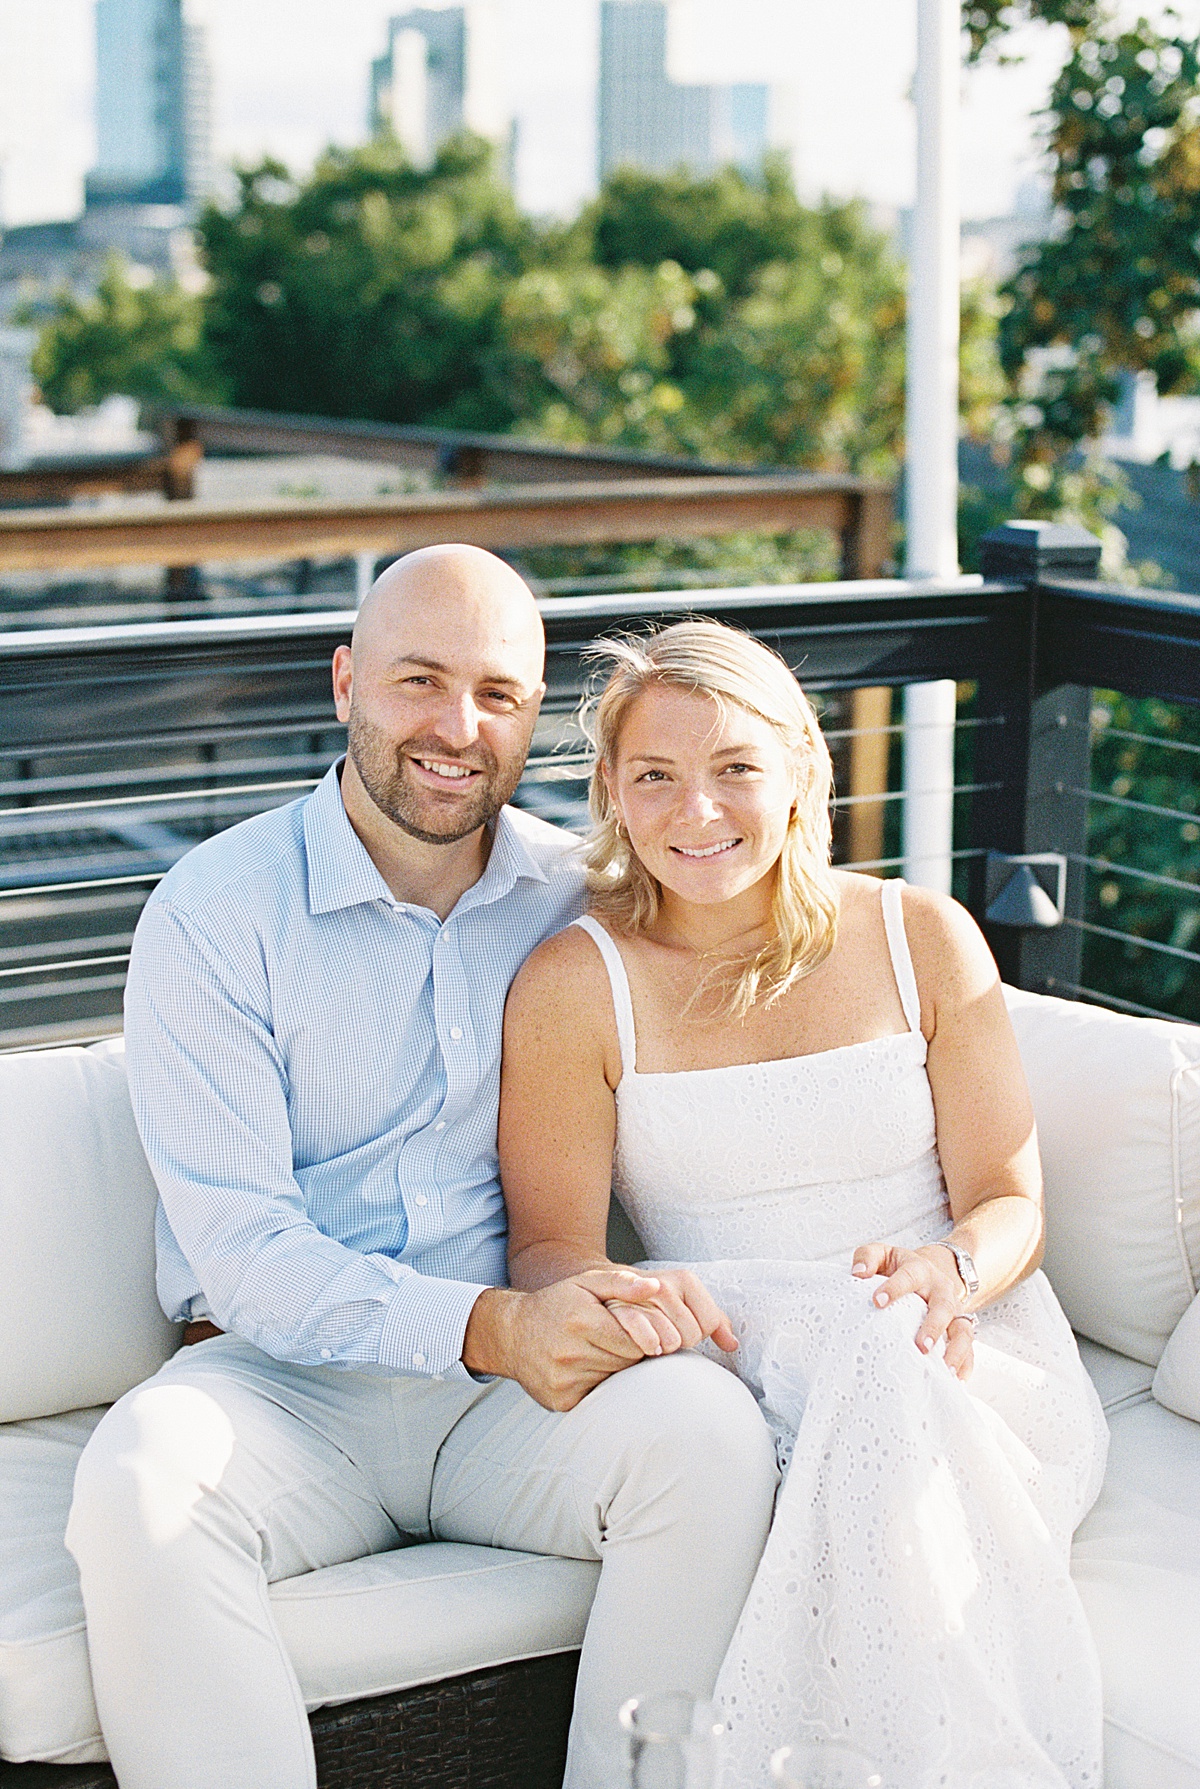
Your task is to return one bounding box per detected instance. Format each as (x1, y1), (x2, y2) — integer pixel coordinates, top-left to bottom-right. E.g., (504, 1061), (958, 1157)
(124, 896), (489, 1376)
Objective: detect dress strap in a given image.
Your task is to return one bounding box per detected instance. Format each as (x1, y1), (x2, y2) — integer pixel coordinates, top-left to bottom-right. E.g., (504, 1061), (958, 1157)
(880, 878), (923, 1035)
(571, 915), (637, 1077)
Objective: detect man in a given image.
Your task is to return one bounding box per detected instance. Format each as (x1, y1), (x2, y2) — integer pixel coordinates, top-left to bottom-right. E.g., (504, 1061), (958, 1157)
(66, 545), (777, 1789)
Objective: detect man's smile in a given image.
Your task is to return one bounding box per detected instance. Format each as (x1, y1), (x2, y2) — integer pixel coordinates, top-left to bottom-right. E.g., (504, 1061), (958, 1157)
(409, 755), (484, 784)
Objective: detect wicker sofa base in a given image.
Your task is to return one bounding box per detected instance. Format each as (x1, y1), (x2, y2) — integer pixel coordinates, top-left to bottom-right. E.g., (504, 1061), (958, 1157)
(0, 1651), (581, 1789)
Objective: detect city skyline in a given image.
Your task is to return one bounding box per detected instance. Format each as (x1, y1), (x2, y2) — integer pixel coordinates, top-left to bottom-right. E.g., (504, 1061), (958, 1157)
(0, 0), (1113, 231)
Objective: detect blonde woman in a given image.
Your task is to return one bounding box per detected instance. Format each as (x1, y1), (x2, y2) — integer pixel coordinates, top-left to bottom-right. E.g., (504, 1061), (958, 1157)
(499, 620), (1107, 1789)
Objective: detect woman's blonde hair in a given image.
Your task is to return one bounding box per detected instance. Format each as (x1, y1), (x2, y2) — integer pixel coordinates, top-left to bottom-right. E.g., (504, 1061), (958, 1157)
(582, 619), (838, 1018)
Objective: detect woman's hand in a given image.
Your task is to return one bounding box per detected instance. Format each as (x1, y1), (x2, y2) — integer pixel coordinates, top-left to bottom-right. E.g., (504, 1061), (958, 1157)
(852, 1242), (976, 1381)
(603, 1268), (739, 1359)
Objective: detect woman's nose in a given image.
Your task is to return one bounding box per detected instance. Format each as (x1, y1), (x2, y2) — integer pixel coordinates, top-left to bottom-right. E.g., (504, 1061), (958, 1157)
(677, 785), (721, 821)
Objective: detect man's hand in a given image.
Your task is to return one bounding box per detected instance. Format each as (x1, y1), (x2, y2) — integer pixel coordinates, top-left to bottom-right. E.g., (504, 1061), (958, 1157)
(462, 1269), (674, 1411)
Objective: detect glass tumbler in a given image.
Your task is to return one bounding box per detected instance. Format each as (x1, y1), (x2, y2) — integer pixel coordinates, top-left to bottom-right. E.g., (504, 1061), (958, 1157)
(768, 1740), (883, 1789)
(619, 1692), (726, 1789)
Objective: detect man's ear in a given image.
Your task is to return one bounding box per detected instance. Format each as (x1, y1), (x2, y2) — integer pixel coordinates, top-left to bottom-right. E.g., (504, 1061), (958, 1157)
(332, 644), (353, 723)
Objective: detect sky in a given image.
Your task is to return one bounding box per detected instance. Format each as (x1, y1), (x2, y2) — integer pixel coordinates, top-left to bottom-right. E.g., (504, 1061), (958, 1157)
(0, 0), (1140, 230)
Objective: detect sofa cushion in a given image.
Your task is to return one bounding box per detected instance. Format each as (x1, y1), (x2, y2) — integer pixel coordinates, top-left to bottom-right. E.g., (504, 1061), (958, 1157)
(1076, 1336), (1154, 1417)
(0, 1040), (178, 1423)
(1005, 986), (1200, 1366)
(1071, 1394), (1200, 1788)
(1153, 1291), (1200, 1423)
(0, 1407), (599, 1766)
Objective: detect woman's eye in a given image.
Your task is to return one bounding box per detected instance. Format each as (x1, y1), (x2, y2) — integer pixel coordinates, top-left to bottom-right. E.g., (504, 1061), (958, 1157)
(723, 761), (756, 775)
(635, 769), (667, 783)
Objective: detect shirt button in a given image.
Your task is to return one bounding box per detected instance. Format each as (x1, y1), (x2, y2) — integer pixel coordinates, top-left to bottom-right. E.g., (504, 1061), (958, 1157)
(449, 1026), (463, 1041)
(415, 1194), (428, 1206)
(434, 1120), (446, 1132)
(412, 1351), (426, 1369)
(320, 1348), (332, 1360)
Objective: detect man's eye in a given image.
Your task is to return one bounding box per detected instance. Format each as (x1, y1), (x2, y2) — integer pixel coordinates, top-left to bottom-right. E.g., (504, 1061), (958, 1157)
(483, 691), (517, 707)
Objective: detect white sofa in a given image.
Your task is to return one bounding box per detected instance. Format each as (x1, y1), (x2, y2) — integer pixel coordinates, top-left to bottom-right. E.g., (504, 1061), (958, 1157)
(1, 989), (1199, 1784)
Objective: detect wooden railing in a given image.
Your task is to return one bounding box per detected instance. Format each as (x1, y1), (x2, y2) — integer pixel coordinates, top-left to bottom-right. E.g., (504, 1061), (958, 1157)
(0, 472), (895, 580)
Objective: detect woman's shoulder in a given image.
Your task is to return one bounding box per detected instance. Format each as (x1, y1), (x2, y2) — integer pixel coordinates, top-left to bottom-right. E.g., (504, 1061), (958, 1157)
(894, 880), (1002, 1013)
(506, 917), (616, 1020)
(504, 917), (623, 1076)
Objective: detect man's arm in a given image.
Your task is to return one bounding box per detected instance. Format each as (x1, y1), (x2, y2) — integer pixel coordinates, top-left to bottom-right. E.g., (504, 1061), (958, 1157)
(126, 897), (489, 1376)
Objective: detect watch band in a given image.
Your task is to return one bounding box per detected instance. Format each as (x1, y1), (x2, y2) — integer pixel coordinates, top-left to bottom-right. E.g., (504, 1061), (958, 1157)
(946, 1243), (980, 1300)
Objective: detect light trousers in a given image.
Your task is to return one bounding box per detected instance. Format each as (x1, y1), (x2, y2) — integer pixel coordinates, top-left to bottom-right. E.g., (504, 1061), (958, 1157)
(66, 1334), (778, 1789)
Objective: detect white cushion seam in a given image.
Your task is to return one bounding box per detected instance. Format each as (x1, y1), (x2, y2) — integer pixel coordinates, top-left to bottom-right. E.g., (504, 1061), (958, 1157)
(1171, 1062), (1198, 1298)
(1104, 1710), (1200, 1766)
(272, 1554), (589, 1602)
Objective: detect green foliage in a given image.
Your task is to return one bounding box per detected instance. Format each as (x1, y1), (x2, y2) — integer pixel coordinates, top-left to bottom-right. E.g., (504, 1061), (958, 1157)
(500, 200), (909, 474)
(25, 256), (219, 414)
(515, 528), (842, 593)
(197, 135), (537, 428)
(581, 155), (822, 297)
(965, 0), (1106, 63)
(1085, 693), (1200, 1019)
(998, 17), (1200, 505)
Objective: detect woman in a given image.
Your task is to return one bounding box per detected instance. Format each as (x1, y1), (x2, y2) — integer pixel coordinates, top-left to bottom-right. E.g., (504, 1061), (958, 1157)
(499, 620), (1107, 1789)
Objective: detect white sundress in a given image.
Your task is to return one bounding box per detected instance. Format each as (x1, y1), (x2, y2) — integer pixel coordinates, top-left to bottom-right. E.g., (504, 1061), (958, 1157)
(572, 882), (1108, 1789)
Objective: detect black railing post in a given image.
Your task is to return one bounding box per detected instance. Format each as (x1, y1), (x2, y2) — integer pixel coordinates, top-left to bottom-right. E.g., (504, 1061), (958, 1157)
(976, 522), (1103, 991)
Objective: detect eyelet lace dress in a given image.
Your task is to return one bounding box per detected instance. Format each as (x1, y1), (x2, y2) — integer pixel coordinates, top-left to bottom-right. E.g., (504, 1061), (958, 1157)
(572, 883), (1108, 1789)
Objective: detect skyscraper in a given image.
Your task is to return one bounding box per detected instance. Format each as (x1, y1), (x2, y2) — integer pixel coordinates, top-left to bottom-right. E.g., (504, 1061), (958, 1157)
(597, 0), (768, 182)
(85, 0), (212, 211)
(370, 10), (468, 167)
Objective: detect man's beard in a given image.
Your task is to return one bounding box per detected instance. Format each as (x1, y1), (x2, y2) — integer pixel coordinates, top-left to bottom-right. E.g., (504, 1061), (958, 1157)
(346, 705), (527, 844)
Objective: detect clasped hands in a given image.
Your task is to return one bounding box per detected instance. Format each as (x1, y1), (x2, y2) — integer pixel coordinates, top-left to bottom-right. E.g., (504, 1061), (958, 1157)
(462, 1267), (735, 1412)
(467, 1241), (975, 1413)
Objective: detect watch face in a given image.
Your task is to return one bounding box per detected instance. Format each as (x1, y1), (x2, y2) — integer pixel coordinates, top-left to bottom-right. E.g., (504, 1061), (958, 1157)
(952, 1246), (979, 1294)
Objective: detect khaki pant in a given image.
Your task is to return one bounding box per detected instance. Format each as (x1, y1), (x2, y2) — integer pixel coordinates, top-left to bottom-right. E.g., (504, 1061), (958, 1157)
(67, 1334), (778, 1789)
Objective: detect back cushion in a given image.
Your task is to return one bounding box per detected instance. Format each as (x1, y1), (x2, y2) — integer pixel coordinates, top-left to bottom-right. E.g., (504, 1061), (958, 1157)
(0, 1039), (177, 1422)
(1005, 986), (1200, 1366)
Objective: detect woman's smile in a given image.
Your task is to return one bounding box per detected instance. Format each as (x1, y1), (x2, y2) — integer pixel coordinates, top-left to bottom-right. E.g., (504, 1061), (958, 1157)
(671, 837), (743, 859)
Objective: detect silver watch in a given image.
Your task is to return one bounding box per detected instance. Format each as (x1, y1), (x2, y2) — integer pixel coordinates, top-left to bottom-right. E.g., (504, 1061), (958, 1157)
(946, 1243), (980, 1300)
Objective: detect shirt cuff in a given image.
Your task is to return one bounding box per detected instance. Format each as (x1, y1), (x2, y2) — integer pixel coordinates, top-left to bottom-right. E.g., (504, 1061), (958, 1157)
(376, 1273), (494, 1379)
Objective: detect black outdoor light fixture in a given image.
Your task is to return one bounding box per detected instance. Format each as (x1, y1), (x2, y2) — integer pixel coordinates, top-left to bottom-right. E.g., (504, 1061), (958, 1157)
(985, 851), (1067, 929)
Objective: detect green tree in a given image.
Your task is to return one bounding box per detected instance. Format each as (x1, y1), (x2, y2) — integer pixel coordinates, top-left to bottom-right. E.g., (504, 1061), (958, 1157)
(1000, 18), (1200, 468)
(27, 256), (217, 414)
(581, 155), (820, 297)
(498, 198), (910, 475)
(964, 0), (1105, 62)
(197, 134), (538, 428)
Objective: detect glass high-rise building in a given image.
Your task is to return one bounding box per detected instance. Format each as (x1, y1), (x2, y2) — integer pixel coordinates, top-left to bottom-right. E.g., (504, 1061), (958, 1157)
(370, 10), (468, 168)
(86, 0), (212, 210)
(598, 0), (768, 182)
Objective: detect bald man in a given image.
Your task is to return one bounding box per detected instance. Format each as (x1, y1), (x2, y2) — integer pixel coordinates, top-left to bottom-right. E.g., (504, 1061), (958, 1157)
(66, 547), (777, 1789)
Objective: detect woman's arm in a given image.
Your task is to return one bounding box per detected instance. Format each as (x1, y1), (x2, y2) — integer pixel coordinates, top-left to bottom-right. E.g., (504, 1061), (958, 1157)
(500, 926), (735, 1356)
(853, 886), (1044, 1378)
(501, 926), (623, 1288)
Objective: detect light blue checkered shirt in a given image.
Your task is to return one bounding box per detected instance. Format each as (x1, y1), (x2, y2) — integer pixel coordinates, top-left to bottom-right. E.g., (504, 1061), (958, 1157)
(124, 762), (586, 1379)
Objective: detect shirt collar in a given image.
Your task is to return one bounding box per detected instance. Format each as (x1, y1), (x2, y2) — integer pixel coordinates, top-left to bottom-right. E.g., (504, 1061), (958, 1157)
(303, 760), (549, 918)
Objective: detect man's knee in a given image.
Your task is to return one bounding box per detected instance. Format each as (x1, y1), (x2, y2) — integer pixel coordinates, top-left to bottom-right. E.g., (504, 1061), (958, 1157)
(67, 1380), (244, 1570)
(596, 1352), (777, 1527)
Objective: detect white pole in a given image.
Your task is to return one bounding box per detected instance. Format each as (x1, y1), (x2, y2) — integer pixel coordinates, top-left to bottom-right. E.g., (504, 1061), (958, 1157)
(355, 551), (377, 608)
(0, 326), (36, 469)
(902, 0), (960, 894)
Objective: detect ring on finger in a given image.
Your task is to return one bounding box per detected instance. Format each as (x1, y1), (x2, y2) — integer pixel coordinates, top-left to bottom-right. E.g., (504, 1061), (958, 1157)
(948, 1311), (978, 1334)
